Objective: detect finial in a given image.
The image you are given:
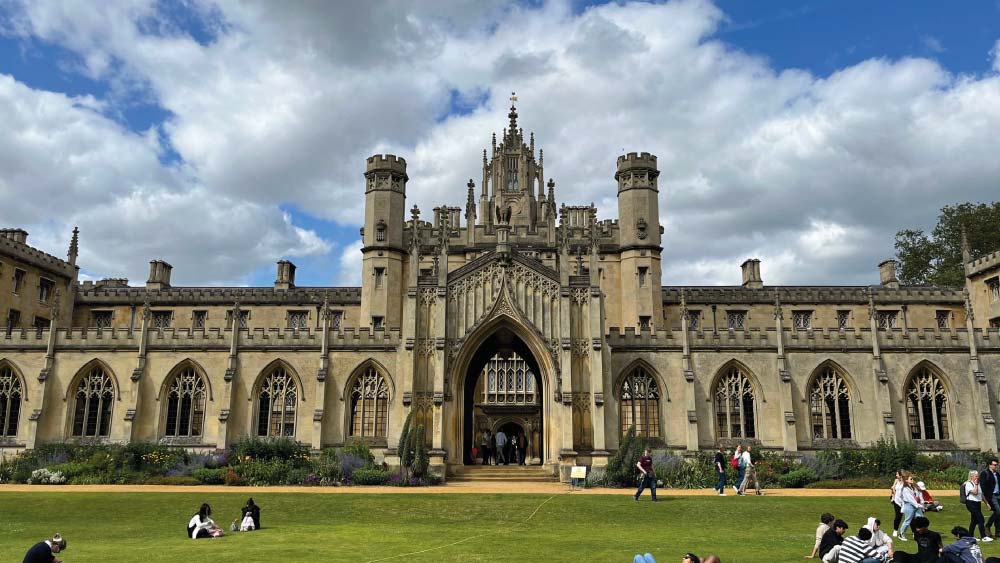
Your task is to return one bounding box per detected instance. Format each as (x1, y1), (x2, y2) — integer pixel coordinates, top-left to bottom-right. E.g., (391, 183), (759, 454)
(508, 91), (518, 130)
(539, 149), (543, 166)
(961, 223), (971, 267)
(68, 226), (80, 266)
(483, 149), (487, 163)
(411, 204), (420, 223)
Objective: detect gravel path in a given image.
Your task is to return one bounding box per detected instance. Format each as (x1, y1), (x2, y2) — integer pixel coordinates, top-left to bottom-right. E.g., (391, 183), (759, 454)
(0, 483), (950, 496)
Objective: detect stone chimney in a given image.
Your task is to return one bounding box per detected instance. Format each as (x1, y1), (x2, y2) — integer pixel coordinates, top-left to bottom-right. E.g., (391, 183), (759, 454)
(146, 260), (172, 290)
(275, 260), (296, 290)
(879, 259), (899, 289)
(741, 258), (763, 289)
(0, 228), (28, 245)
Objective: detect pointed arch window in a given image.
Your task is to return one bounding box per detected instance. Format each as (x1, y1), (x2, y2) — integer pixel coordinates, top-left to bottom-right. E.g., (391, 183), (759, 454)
(481, 353), (536, 405)
(906, 367), (949, 440)
(350, 366), (390, 438)
(809, 367), (852, 439)
(164, 367), (207, 438)
(619, 367), (660, 439)
(714, 366), (757, 439)
(0, 364), (22, 437)
(256, 367), (297, 437)
(72, 366), (114, 437)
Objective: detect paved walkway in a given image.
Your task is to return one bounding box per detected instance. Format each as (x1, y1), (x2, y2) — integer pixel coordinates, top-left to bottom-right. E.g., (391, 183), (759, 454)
(0, 483), (949, 496)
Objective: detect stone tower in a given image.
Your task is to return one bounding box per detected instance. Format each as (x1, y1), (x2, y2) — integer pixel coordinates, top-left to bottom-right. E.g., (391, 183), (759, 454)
(360, 154), (407, 330)
(481, 102), (545, 232)
(615, 152), (662, 330)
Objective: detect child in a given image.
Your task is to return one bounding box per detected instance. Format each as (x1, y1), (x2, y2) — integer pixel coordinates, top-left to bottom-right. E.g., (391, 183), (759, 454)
(240, 510), (256, 531)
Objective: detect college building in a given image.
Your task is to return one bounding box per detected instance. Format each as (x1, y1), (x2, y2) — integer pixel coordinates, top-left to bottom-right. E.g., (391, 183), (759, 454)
(3, 104), (1000, 480)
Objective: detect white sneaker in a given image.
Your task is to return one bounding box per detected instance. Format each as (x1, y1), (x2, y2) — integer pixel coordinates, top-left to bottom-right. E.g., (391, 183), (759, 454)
(983, 536), (994, 542)
(897, 535), (907, 542)
(718, 492), (725, 496)
(733, 485), (739, 494)
(892, 530), (897, 537)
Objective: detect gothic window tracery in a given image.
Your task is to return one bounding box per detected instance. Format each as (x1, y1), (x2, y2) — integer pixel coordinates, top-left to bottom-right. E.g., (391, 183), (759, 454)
(619, 367), (660, 439)
(350, 366), (390, 438)
(714, 366), (756, 439)
(906, 367), (949, 441)
(256, 367), (297, 437)
(481, 354), (536, 405)
(809, 367), (851, 440)
(0, 364), (22, 437)
(164, 367), (206, 438)
(72, 366), (115, 437)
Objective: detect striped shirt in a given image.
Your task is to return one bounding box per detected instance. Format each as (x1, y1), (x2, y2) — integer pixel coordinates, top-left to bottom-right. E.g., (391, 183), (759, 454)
(838, 535), (878, 563)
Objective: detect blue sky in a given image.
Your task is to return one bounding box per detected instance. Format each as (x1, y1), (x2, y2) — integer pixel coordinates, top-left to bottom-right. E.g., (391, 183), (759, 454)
(1, 1), (999, 287)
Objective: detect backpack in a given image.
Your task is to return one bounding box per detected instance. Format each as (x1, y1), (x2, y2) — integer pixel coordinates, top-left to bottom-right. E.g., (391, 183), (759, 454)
(960, 481), (969, 504)
(730, 455), (739, 469)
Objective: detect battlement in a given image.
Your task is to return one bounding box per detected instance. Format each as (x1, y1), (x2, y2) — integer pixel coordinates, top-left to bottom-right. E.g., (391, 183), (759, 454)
(616, 152), (657, 171)
(366, 154), (408, 174)
(968, 250), (1000, 277)
(0, 229), (76, 279)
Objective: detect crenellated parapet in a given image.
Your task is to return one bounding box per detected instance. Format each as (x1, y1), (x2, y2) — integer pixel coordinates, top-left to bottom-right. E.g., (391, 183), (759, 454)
(968, 250), (1000, 277)
(662, 285), (965, 305)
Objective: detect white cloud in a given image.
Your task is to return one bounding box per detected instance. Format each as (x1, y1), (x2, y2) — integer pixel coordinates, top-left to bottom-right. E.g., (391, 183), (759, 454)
(3, 1), (1000, 287)
(336, 240), (363, 286)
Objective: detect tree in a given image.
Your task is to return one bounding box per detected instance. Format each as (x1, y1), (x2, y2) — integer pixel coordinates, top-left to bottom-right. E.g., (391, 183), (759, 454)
(895, 202), (1000, 287)
(397, 410), (414, 480)
(412, 424), (429, 479)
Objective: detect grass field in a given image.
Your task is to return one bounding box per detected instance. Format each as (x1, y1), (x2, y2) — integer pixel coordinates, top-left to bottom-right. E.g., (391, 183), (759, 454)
(2, 491), (1000, 562)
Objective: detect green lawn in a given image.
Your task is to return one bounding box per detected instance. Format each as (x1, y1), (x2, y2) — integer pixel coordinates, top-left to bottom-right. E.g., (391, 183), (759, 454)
(2, 491), (999, 562)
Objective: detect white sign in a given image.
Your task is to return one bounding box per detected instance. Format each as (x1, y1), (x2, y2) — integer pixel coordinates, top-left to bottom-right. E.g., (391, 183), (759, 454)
(570, 465), (587, 479)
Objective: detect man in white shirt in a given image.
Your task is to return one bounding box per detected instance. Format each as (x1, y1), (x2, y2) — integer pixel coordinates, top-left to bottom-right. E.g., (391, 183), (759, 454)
(495, 429), (508, 465)
(737, 444), (761, 496)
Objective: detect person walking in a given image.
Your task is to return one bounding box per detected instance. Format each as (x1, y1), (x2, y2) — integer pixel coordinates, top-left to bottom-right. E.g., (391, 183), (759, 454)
(713, 444), (726, 496)
(518, 431), (527, 465)
(510, 433), (521, 466)
(495, 429), (507, 465)
(963, 470), (993, 542)
(898, 473), (923, 541)
(633, 447), (657, 502)
(737, 444), (761, 496)
(732, 444), (744, 495)
(981, 458), (1000, 538)
(481, 429), (492, 465)
(892, 469), (906, 538)
(23, 534), (66, 563)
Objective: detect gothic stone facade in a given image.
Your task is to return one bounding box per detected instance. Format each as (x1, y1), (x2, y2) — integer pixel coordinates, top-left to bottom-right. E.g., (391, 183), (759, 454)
(3, 105), (1000, 480)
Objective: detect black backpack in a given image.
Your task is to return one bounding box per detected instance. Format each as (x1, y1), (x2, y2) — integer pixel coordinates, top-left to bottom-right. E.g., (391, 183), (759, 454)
(960, 481), (969, 504)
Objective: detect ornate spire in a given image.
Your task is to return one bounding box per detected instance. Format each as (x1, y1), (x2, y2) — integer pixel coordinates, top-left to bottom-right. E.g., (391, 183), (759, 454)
(466, 179), (476, 217)
(961, 223), (971, 270)
(508, 91), (518, 131)
(67, 226), (79, 266)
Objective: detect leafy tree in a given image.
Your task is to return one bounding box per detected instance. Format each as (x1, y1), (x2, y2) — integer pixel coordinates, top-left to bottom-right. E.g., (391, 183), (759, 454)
(895, 202), (1000, 287)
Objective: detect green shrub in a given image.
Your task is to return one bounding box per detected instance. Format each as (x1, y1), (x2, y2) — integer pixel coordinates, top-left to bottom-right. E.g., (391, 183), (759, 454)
(312, 449), (343, 483)
(412, 424), (429, 478)
(341, 441), (376, 468)
(231, 436), (310, 465)
(145, 475), (200, 486)
(193, 467), (225, 485)
(605, 426), (645, 488)
(777, 468), (818, 488)
(352, 468), (390, 485)
(234, 459), (295, 486)
(44, 462), (92, 480)
(397, 410), (414, 479)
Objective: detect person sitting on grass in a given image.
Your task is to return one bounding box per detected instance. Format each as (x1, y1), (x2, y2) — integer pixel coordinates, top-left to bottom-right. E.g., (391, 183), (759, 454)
(864, 517), (893, 560)
(242, 498), (261, 529)
(22, 533), (66, 563)
(837, 528), (881, 563)
(682, 554), (700, 563)
(939, 527), (982, 563)
(188, 503), (224, 539)
(810, 513), (837, 558)
(819, 519), (848, 561)
(631, 553), (655, 563)
(892, 517), (941, 563)
(915, 482), (943, 513)
(240, 509), (256, 532)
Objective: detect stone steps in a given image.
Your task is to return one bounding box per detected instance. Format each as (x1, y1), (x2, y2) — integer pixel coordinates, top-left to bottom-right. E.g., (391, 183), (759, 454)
(448, 465), (558, 483)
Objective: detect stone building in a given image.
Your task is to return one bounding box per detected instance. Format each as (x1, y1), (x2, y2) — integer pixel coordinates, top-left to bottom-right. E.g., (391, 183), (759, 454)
(2, 104), (1000, 480)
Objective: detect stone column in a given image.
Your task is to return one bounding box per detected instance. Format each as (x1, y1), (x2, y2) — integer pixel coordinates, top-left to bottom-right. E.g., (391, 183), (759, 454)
(123, 300), (151, 442)
(587, 244), (608, 463)
(680, 293), (699, 451)
(773, 295), (797, 452)
(964, 292), (996, 451)
(216, 301), (241, 451)
(311, 300), (331, 451)
(868, 290), (896, 441)
(27, 292), (62, 449)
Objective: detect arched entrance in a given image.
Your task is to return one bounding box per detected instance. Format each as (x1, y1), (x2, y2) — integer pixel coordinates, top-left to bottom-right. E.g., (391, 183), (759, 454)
(461, 327), (544, 465)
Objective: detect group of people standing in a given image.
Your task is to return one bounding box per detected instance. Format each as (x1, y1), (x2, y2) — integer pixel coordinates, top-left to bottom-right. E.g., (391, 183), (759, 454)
(712, 443), (761, 496)
(891, 462), (999, 545)
(478, 428), (528, 465)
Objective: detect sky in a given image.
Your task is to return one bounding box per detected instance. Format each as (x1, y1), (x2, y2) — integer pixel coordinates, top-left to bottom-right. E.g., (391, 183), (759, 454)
(1, 0), (999, 288)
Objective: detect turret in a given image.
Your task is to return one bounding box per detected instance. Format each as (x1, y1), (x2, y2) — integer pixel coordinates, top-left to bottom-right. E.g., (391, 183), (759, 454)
(360, 154), (407, 331)
(615, 152), (662, 330)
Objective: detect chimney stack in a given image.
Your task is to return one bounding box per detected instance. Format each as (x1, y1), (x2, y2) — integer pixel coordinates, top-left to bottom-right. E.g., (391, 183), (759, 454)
(741, 258), (763, 289)
(275, 260), (296, 290)
(0, 228), (28, 245)
(878, 259), (899, 289)
(146, 260), (173, 290)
